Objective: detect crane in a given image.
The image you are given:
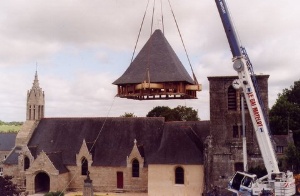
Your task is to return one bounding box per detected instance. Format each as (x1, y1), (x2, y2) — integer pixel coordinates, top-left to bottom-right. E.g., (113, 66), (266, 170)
(214, 0), (296, 195)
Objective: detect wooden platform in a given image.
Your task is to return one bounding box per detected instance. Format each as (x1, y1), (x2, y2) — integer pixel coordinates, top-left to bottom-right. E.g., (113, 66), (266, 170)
(116, 82), (202, 100)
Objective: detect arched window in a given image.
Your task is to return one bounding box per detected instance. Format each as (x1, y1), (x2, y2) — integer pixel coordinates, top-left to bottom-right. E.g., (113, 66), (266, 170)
(132, 159), (139, 177)
(81, 157), (88, 175)
(228, 85), (237, 110)
(24, 156), (30, 170)
(175, 167), (184, 184)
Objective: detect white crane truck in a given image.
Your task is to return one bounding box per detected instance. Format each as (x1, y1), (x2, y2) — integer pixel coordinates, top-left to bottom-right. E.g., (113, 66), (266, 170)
(214, 0), (296, 195)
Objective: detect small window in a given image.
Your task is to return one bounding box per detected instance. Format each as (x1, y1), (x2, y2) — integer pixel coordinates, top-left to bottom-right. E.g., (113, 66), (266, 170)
(233, 125), (239, 138)
(132, 159), (139, 177)
(175, 167), (184, 184)
(277, 146), (284, 154)
(233, 125), (246, 138)
(0, 167), (3, 176)
(81, 157), (88, 175)
(24, 156), (30, 170)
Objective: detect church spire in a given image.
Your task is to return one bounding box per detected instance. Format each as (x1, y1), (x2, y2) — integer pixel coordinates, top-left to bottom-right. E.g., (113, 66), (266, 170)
(26, 70), (45, 121)
(32, 71), (40, 89)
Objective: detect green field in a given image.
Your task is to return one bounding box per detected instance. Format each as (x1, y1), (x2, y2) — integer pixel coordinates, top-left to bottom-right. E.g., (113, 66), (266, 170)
(0, 124), (21, 133)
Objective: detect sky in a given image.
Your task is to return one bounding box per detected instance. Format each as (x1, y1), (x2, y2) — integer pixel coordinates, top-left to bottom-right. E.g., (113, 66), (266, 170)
(0, 0), (299, 122)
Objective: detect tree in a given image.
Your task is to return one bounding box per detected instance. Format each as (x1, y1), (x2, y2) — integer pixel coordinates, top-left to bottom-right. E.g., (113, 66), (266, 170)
(173, 105), (199, 121)
(282, 143), (300, 173)
(146, 105), (199, 121)
(146, 106), (174, 121)
(0, 175), (20, 196)
(270, 80), (300, 135)
(120, 112), (137, 117)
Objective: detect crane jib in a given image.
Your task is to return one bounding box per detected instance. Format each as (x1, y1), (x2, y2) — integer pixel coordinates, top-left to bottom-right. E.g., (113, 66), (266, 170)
(246, 92), (263, 128)
(215, 0), (242, 57)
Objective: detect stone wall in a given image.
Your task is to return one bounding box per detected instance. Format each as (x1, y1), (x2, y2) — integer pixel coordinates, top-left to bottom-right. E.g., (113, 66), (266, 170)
(148, 164), (204, 196)
(67, 165), (148, 192)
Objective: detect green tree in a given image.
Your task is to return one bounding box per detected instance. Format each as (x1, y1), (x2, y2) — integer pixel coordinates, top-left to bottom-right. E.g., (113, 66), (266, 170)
(270, 80), (300, 135)
(283, 143), (300, 173)
(173, 105), (199, 121)
(120, 112), (137, 117)
(0, 175), (20, 196)
(146, 105), (199, 121)
(146, 106), (174, 121)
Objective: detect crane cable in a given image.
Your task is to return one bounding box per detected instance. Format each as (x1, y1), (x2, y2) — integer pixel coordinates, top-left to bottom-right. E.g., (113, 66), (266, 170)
(58, 96), (117, 196)
(130, 0), (150, 64)
(167, 0), (199, 85)
(160, 0), (165, 34)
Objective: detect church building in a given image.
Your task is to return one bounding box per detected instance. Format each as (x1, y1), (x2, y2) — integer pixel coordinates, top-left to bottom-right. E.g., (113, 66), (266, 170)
(3, 30), (209, 195)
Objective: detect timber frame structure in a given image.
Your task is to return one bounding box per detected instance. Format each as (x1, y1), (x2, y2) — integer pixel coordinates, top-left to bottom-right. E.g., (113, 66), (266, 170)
(113, 29), (201, 100)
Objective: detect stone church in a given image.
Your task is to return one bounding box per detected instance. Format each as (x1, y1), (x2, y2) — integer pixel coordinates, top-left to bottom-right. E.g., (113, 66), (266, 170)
(2, 29), (291, 195)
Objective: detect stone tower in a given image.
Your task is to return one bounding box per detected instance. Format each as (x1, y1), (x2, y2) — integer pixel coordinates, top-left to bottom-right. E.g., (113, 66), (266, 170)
(26, 71), (45, 120)
(206, 75), (269, 193)
(16, 71), (45, 146)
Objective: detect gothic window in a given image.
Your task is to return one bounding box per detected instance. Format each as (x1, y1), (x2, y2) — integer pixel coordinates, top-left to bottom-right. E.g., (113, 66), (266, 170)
(175, 167), (184, 184)
(24, 156), (30, 170)
(29, 105), (32, 120)
(81, 157), (88, 175)
(132, 159), (139, 177)
(228, 86), (237, 110)
(33, 105), (36, 120)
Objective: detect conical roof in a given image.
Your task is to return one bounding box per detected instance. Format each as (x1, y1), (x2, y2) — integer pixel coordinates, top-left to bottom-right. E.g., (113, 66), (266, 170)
(113, 29), (194, 85)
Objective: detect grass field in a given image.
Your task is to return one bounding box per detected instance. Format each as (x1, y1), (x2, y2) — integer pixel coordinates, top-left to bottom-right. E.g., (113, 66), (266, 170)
(0, 124), (21, 133)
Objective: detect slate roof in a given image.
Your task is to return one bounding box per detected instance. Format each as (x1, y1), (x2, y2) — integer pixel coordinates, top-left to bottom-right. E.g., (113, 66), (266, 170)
(148, 121), (210, 164)
(47, 152), (69, 174)
(0, 133), (17, 151)
(26, 117), (209, 169)
(113, 29), (195, 85)
(3, 146), (21, 165)
(273, 134), (293, 147)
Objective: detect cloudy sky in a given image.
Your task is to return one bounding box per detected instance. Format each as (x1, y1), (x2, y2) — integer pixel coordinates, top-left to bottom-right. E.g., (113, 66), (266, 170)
(0, 0), (299, 122)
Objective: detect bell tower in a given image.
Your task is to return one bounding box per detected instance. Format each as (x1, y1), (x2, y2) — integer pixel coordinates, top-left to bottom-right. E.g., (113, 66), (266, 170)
(26, 71), (45, 120)
(16, 71), (45, 146)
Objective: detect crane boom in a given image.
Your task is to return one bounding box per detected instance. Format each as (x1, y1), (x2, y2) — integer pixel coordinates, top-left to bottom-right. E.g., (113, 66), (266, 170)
(214, 0), (295, 195)
(215, 0), (278, 174)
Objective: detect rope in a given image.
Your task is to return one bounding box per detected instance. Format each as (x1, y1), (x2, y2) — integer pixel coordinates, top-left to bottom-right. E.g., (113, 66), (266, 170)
(160, 0), (165, 34)
(144, 0), (156, 84)
(59, 96), (117, 196)
(130, 0), (150, 64)
(167, 0), (198, 85)
(150, 0), (156, 36)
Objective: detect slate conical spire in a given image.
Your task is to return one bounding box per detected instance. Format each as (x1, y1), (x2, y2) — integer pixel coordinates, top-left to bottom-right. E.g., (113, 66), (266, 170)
(113, 29), (201, 100)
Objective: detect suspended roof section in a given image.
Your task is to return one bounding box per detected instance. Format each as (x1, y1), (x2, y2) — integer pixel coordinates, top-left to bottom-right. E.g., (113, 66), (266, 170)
(113, 29), (194, 85)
